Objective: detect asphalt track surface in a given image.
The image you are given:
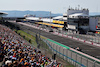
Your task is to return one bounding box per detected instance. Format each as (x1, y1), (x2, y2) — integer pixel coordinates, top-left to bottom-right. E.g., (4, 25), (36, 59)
(16, 22), (100, 59)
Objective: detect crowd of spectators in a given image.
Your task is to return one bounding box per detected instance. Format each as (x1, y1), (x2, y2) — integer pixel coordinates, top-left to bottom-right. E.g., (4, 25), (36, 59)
(0, 24), (63, 67)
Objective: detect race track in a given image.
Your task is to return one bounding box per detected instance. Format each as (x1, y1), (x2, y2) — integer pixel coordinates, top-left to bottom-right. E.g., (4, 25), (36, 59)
(15, 22), (100, 59)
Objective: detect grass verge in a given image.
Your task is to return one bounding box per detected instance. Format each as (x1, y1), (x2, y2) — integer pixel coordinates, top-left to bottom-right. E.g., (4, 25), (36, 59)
(15, 30), (75, 67)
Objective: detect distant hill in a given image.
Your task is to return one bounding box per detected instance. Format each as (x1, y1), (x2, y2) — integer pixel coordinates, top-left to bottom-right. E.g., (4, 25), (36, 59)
(1, 10), (100, 17)
(0, 10), (62, 17)
(89, 12), (100, 16)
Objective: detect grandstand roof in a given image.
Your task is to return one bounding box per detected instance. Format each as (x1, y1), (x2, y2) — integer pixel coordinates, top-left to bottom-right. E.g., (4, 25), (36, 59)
(41, 18), (53, 22)
(26, 17), (39, 20)
(53, 16), (63, 19)
(26, 17), (53, 22)
(0, 12), (8, 17)
(0, 12), (8, 15)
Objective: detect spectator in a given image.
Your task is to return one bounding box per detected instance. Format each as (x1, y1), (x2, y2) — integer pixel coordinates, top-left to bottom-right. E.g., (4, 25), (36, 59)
(0, 24), (63, 67)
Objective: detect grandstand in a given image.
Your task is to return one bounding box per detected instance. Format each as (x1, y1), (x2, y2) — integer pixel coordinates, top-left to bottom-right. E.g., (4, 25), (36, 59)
(0, 24), (63, 67)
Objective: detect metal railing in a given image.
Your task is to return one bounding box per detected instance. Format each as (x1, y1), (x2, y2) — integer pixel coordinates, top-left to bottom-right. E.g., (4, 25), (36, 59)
(60, 30), (100, 44)
(40, 36), (100, 67)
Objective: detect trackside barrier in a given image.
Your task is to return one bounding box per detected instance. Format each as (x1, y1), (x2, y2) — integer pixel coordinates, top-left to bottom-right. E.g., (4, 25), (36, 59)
(53, 31), (100, 47)
(40, 38), (100, 67)
(41, 39), (86, 67)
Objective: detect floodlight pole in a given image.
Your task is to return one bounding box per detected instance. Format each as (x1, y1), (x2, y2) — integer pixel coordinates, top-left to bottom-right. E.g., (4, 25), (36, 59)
(50, 11), (51, 28)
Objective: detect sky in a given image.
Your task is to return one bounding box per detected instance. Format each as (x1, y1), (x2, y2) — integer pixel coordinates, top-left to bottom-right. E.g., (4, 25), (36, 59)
(0, 0), (100, 14)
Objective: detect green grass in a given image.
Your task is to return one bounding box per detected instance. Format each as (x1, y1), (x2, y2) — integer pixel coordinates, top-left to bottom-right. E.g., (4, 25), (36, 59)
(15, 30), (37, 47)
(14, 30), (75, 67)
(24, 30), (48, 49)
(15, 30), (49, 49)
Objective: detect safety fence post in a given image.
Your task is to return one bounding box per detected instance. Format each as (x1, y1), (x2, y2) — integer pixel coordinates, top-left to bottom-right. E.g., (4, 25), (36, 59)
(59, 46), (60, 56)
(71, 51), (72, 64)
(56, 45), (57, 54)
(53, 43), (54, 53)
(67, 49), (68, 61)
(98, 37), (99, 44)
(63, 48), (64, 60)
(95, 37), (96, 43)
(87, 59), (88, 67)
(93, 61), (96, 67)
(75, 53), (77, 67)
(81, 56), (82, 66)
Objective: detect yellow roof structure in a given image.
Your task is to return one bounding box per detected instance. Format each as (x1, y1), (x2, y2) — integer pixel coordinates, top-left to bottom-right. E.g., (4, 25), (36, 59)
(36, 22), (64, 28)
(53, 20), (64, 24)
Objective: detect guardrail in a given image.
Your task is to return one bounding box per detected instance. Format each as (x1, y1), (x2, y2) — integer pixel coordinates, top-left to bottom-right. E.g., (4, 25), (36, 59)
(40, 37), (100, 67)
(60, 31), (100, 45)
